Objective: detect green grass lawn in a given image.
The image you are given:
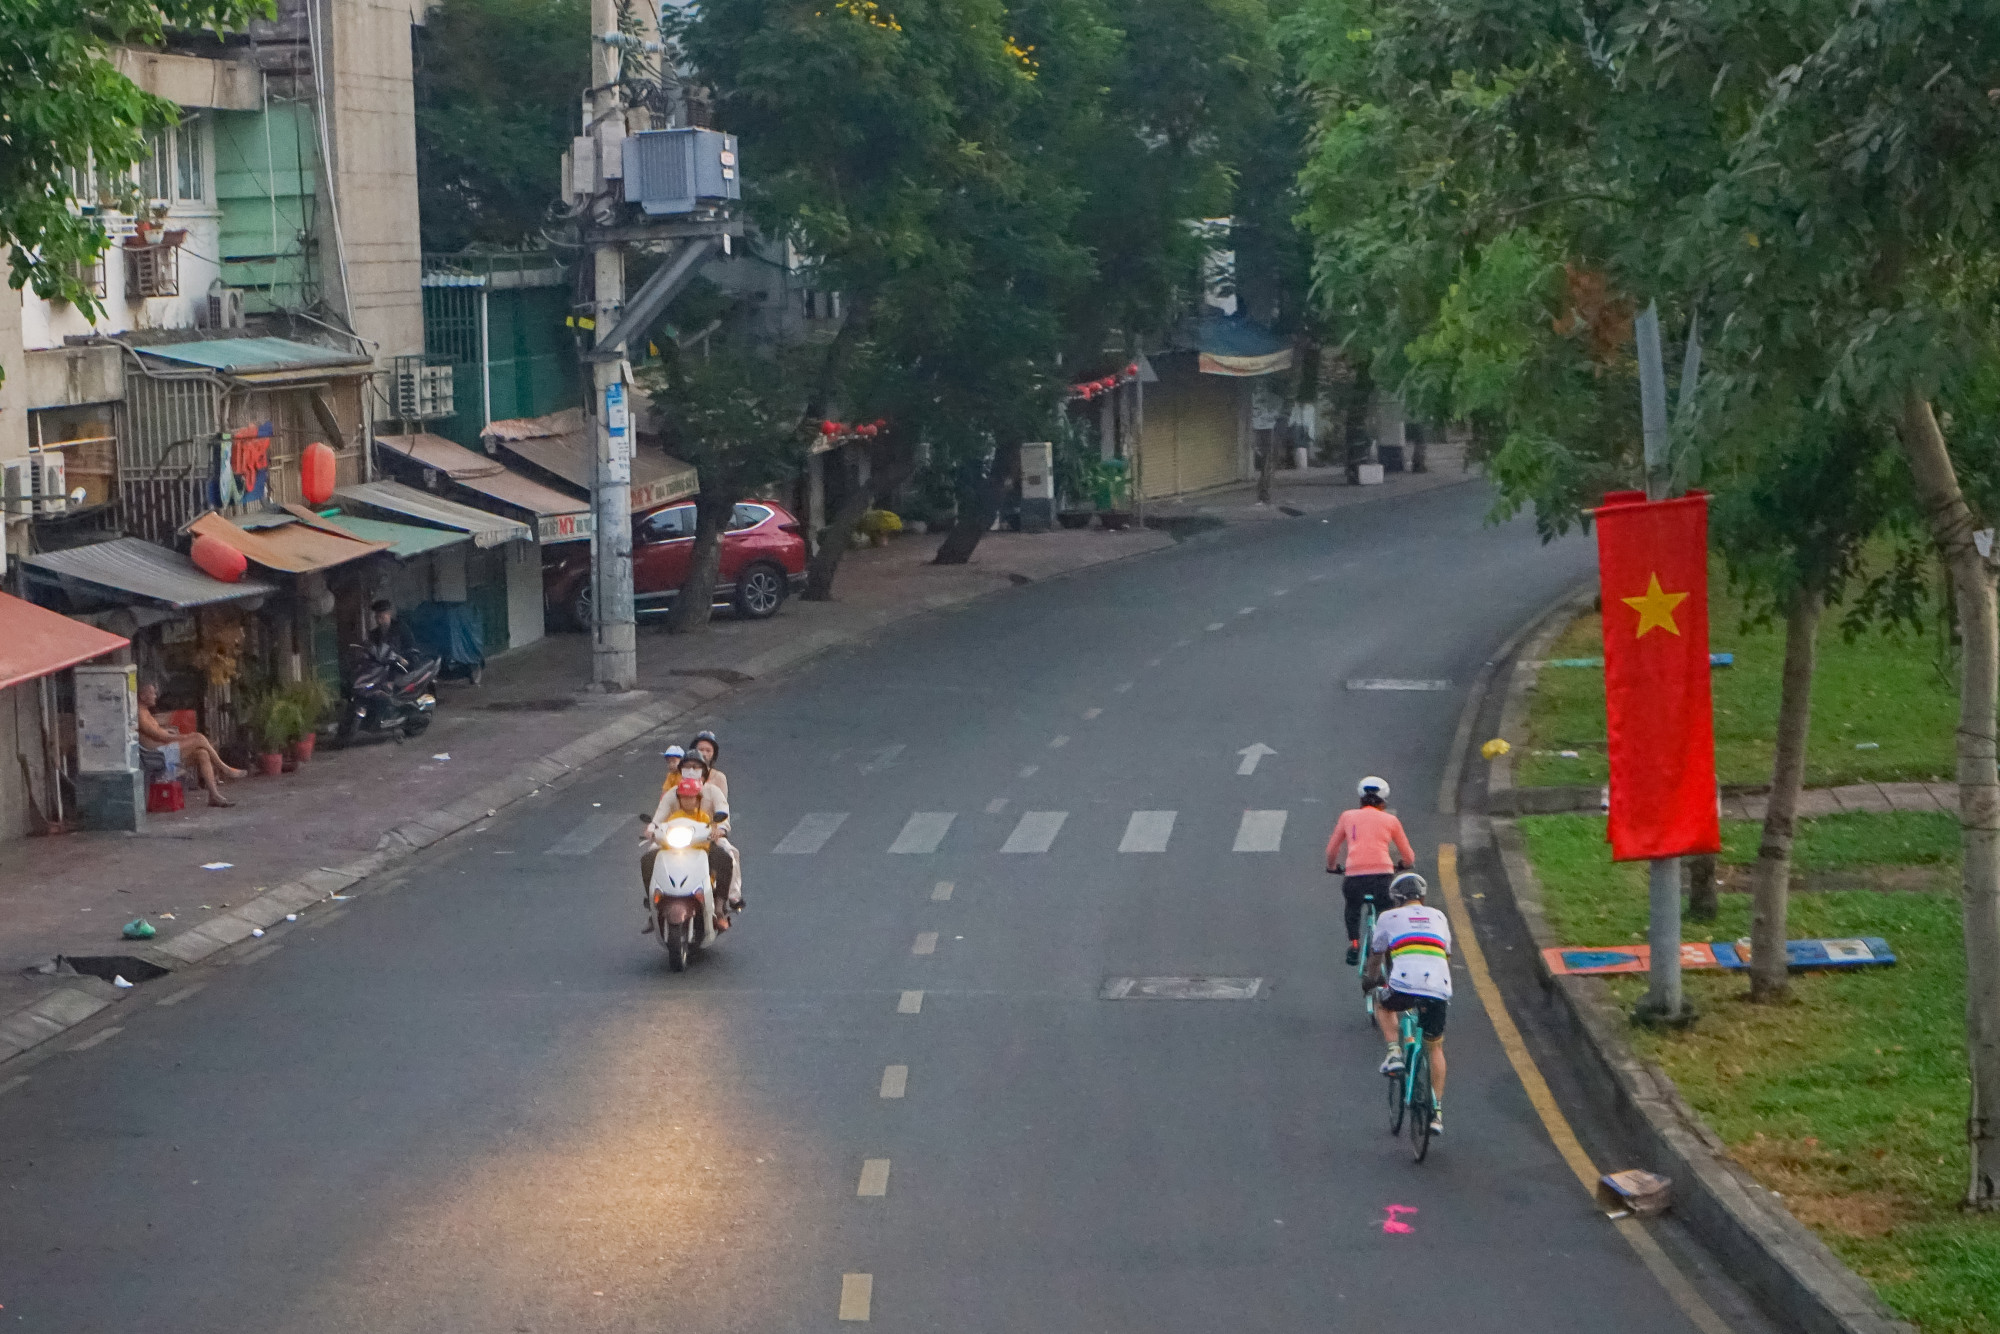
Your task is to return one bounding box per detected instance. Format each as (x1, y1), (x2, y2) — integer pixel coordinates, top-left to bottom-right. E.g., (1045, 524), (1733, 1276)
(1517, 814), (1998, 1332)
(1517, 573), (1960, 789)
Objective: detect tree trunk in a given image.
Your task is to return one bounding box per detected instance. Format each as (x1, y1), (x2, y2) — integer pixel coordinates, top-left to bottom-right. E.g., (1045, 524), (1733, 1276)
(933, 441), (1019, 566)
(1257, 424), (1278, 505)
(1687, 855), (1718, 922)
(1749, 580), (1823, 1000)
(802, 442), (915, 602)
(1896, 392), (2000, 1209)
(667, 495), (735, 634)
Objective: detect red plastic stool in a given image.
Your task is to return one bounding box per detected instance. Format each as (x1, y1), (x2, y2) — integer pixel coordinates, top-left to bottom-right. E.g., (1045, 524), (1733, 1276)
(146, 780), (185, 813)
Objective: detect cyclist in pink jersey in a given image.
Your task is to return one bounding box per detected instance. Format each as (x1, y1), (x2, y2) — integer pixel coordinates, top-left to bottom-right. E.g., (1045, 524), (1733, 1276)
(1325, 775), (1416, 965)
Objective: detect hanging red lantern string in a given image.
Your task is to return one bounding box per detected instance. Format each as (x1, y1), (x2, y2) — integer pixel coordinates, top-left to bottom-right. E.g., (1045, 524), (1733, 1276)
(1064, 363), (1142, 402)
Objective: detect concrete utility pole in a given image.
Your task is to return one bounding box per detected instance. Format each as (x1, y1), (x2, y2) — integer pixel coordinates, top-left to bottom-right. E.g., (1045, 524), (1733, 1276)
(587, 0), (636, 691)
(1634, 301), (1684, 1022)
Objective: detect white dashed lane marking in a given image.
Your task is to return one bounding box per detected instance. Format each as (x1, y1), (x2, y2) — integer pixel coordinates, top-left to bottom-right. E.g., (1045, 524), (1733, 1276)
(912, 932), (938, 955)
(879, 1066), (908, 1098)
(544, 812), (631, 856)
(887, 812), (954, 854)
(1118, 811), (1176, 853)
(932, 881), (954, 901)
(857, 1159), (891, 1196)
(1233, 809), (1289, 852)
(774, 812), (847, 854)
(840, 1273), (873, 1320)
(1000, 811), (1068, 853)
(898, 990), (924, 1013)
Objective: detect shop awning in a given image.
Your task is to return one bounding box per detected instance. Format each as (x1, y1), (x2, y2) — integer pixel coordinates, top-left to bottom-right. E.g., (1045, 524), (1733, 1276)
(0, 591), (130, 691)
(23, 537), (279, 609)
(186, 510), (389, 574)
(134, 336), (373, 385)
(301, 510), (471, 560)
(332, 479), (536, 547)
(1196, 316), (1294, 378)
(482, 409), (699, 512)
(371, 434), (591, 541)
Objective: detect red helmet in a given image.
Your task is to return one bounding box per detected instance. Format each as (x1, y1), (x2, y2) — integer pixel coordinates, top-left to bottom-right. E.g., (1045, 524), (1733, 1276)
(676, 777), (703, 798)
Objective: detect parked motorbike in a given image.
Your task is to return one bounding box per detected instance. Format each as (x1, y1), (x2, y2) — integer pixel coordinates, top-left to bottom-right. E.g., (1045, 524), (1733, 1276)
(647, 813), (717, 972)
(336, 641), (441, 744)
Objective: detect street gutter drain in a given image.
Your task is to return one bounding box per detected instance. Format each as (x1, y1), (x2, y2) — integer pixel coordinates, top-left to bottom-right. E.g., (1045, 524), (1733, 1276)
(1100, 976), (1264, 1001)
(56, 955), (172, 985)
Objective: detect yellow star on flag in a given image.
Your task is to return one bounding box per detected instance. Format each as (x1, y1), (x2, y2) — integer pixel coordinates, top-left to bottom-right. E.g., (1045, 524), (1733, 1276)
(1623, 573), (1689, 638)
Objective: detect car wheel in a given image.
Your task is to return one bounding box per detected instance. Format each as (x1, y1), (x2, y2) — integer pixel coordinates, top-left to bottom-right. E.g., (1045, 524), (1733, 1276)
(566, 581), (593, 633)
(733, 561), (786, 620)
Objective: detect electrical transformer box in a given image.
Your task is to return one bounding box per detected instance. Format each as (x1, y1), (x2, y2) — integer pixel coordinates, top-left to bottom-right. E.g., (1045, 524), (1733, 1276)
(622, 129), (740, 216)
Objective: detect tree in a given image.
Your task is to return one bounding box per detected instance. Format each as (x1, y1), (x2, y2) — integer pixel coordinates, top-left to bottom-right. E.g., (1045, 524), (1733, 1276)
(413, 0), (589, 252)
(1683, 0), (2000, 1206)
(639, 346), (809, 632)
(0, 0), (272, 350)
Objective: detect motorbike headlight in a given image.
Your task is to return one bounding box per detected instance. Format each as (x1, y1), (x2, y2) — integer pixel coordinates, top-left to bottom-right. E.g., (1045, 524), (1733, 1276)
(664, 824), (694, 849)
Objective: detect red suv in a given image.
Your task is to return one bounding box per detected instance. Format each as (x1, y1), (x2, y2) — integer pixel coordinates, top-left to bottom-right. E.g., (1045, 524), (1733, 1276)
(547, 501), (808, 631)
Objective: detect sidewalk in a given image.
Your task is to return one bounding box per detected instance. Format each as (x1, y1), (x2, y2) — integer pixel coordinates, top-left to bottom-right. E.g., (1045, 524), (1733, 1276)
(1142, 441), (1472, 525)
(1, 454), (1466, 1062)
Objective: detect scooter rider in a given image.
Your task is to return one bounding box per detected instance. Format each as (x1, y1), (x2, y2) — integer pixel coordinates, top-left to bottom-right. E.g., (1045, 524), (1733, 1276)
(643, 748), (722, 926)
(643, 777), (731, 931)
(688, 731), (743, 909)
(1325, 776), (1416, 965)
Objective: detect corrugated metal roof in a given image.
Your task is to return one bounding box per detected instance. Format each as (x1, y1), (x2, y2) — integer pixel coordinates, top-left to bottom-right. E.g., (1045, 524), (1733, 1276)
(187, 510), (390, 573)
(487, 421), (699, 511)
(0, 591), (130, 691)
(371, 436), (590, 520)
(23, 537), (278, 609)
(312, 512), (471, 559)
(333, 480), (533, 546)
(135, 336), (372, 376)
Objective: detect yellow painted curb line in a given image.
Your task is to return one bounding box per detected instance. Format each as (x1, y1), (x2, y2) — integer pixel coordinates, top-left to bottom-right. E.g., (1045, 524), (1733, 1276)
(1438, 843), (1731, 1334)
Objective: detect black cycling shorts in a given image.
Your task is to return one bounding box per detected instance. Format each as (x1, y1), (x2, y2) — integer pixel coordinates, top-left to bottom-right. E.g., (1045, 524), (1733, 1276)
(1379, 986), (1448, 1040)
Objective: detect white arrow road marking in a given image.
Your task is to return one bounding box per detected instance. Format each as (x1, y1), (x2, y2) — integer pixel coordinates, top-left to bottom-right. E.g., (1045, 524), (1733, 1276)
(1236, 742), (1276, 776)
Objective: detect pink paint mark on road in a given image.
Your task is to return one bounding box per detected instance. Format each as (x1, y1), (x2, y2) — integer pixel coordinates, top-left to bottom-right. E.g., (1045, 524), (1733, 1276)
(1381, 1204), (1418, 1234)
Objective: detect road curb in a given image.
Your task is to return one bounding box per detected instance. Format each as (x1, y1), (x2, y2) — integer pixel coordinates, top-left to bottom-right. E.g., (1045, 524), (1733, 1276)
(1478, 594), (1917, 1334)
(0, 534), (1182, 1069)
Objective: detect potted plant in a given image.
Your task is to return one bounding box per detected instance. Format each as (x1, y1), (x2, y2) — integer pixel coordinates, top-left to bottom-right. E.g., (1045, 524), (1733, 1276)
(1053, 417), (1099, 528)
(1095, 457), (1134, 531)
(250, 692), (304, 776)
(286, 678), (332, 762)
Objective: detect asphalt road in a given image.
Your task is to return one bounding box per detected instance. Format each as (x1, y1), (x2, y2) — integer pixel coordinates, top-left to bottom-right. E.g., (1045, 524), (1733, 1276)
(0, 481), (1756, 1332)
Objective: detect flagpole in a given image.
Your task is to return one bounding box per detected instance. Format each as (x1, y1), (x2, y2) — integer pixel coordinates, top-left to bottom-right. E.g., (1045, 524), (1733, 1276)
(1634, 301), (1687, 1024)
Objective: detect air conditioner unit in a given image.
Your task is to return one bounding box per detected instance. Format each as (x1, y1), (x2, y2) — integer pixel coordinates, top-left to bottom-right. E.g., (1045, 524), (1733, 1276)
(124, 242), (179, 299)
(3, 454), (67, 516)
(393, 359), (455, 420)
(622, 129), (740, 216)
(204, 287), (246, 330)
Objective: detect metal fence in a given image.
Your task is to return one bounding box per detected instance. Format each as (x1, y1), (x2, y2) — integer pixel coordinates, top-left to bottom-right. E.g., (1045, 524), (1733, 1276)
(120, 372), (222, 543)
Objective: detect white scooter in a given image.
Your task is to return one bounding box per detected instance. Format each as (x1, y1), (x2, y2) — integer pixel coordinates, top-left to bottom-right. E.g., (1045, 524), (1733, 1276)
(648, 814), (717, 972)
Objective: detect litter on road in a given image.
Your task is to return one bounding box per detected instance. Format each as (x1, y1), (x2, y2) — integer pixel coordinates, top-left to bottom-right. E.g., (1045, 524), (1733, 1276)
(201, 862), (232, 870)
(120, 919), (156, 940)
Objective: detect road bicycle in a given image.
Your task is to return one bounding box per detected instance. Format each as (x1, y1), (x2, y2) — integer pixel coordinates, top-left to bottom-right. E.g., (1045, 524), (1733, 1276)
(1356, 899), (1378, 1021)
(1383, 1002), (1437, 1163)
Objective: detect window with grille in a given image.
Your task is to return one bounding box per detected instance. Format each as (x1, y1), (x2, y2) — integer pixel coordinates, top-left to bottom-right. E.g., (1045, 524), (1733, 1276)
(137, 117), (206, 204)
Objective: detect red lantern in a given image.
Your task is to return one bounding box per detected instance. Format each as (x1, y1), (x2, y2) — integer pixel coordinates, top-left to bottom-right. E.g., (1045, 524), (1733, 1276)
(820, 420), (838, 435)
(1126, 362), (1139, 377)
(190, 533), (247, 584)
(861, 423), (878, 437)
(300, 440), (336, 507)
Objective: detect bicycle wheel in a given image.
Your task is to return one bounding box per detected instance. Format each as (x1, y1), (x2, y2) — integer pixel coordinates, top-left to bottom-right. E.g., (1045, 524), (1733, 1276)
(1407, 1048), (1435, 1162)
(1358, 904), (1377, 1021)
(1387, 1045), (1408, 1136)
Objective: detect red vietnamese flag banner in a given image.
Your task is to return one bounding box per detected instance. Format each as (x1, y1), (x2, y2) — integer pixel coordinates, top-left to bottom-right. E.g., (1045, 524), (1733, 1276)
(1594, 490), (1720, 861)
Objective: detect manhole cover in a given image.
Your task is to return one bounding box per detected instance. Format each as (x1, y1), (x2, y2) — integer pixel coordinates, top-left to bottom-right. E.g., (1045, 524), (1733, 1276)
(1100, 976), (1264, 1000)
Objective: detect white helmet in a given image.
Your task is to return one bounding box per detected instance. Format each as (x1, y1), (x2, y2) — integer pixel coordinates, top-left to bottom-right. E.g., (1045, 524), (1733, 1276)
(1357, 775), (1391, 800)
(1389, 871), (1428, 903)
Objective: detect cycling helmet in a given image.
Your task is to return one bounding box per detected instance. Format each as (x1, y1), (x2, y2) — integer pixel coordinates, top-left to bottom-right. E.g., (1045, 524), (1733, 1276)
(1357, 775), (1391, 800)
(1388, 871), (1428, 904)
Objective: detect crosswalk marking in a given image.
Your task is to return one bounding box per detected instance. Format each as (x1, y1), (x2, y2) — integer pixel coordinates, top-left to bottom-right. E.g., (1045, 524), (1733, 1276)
(888, 812), (954, 854)
(1001, 810), (1067, 853)
(544, 812), (631, 856)
(774, 812), (847, 855)
(1119, 811), (1176, 853)
(1234, 809), (1288, 852)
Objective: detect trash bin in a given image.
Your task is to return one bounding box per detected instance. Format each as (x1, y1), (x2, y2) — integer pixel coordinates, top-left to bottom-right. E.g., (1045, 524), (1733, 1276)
(1378, 443), (1405, 473)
